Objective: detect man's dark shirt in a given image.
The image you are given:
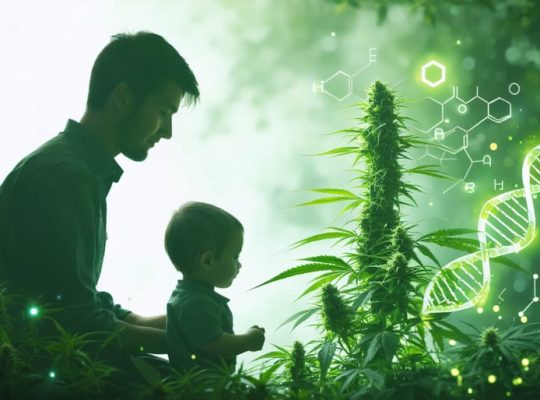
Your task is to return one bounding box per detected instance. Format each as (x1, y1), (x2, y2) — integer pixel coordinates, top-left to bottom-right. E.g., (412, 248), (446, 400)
(0, 119), (131, 334)
(167, 278), (235, 372)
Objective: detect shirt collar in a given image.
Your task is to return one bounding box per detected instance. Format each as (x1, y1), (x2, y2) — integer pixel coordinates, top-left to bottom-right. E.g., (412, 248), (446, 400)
(177, 278), (230, 304)
(62, 119), (123, 183)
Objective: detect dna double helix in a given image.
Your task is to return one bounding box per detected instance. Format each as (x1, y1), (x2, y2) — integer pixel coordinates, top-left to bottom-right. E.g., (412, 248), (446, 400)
(422, 144), (540, 315)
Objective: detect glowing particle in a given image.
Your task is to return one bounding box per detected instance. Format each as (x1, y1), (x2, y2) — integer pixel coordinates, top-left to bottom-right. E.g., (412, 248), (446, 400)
(331, 32), (336, 37)
(521, 358), (529, 367)
(467, 388), (473, 394)
(512, 377), (523, 386)
(487, 374), (497, 384)
(506, 391), (511, 397)
(490, 143), (498, 151)
(492, 304), (500, 312)
(49, 371), (56, 379)
(28, 306), (39, 317)
(508, 136), (513, 141)
(521, 315), (528, 323)
(139, 346), (144, 352)
(191, 354), (197, 360)
(518, 311), (524, 317)
(450, 368), (460, 377)
(534, 273), (539, 279)
(477, 307), (484, 314)
(498, 315), (502, 320)
(429, 201), (434, 207)
(449, 339), (457, 346)
(456, 40), (461, 45)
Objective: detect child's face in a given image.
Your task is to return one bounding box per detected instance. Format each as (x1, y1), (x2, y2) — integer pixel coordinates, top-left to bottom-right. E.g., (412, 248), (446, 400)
(211, 229), (243, 288)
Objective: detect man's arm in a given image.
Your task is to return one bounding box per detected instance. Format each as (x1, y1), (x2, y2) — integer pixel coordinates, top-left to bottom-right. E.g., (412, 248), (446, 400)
(200, 326), (265, 358)
(116, 319), (167, 354)
(124, 313), (166, 330)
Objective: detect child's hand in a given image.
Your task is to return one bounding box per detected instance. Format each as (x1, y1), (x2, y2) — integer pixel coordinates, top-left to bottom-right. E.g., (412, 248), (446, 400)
(246, 325), (265, 351)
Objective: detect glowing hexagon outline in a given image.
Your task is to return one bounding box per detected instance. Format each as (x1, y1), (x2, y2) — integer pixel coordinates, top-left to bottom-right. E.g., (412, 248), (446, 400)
(421, 60), (446, 88)
(487, 97), (512, 123)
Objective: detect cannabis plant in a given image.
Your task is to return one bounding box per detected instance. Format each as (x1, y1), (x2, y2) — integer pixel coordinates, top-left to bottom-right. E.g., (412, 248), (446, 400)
(254, 80), (536, 398)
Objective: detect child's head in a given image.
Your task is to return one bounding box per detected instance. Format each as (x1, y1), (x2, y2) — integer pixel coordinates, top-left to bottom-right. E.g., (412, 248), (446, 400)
(165, 201), (244, 288)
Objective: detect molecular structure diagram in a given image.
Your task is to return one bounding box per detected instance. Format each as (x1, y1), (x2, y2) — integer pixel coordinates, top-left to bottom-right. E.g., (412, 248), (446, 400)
(415, 60), (521, 194)
(518, 273), (539, 323)
(312, 48), (377, 101)
(422, 143), (540, 315)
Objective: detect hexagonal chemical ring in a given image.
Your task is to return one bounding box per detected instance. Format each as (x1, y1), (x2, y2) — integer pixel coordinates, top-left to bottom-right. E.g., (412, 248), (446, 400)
(322, 71), (352, 101)
(487, 97), (511, 123)
(421, 60), (446, 88)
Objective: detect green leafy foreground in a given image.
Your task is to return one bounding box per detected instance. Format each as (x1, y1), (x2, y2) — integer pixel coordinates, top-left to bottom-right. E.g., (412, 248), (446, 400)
(1, 82), (540, 399)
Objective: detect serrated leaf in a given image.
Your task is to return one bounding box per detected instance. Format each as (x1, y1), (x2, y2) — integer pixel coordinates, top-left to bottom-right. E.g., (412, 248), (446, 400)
(308, 188), (359, 198)
(362, 368), (385, 389)
(380, 331), (399, 359)
(318, 341), (336, 382)
(351, 291), (371, 311)
(300, 255), (352, 270)
(251, 263), (344, 290)
(313, 146), (359, 157)
(416, 243), (441, 267)
(492, 255), (528, 273)
(363, 334), (381, 366)
(295, 196), (356, 207)
(290, 231), (353, 249)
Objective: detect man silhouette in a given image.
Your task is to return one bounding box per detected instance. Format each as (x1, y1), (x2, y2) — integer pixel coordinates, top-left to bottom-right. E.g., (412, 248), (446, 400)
(0, 31), (199, 387)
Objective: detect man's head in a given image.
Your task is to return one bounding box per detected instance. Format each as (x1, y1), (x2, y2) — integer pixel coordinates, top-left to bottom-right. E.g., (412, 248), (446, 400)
(165, 202), (244, 288)
(86, 31), (199, 161)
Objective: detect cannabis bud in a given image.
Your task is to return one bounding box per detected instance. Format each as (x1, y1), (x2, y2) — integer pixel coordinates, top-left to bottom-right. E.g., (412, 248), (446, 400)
(322, 284), (352, 338)
(481, 327), (499, 349)
(391, 225), (415, 261)
(290, 341), (307, 383)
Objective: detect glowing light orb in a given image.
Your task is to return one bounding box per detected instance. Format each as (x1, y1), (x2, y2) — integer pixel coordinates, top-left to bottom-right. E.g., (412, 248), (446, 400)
(490, 143), (498, 151)
(521, 358), (529, 367)
(487, 374), (497, 384)
(512, 377), (523, 386)
(449, 339), (457, 346)
(520, 315), (528, 324)
(477, 307), (484, 314)
(492, 304), (500, 312)
(191, 354), (197, 360)
(450, 368), (460, 377)
(28, 306), (39, 317)
(49, 371), (56, 379)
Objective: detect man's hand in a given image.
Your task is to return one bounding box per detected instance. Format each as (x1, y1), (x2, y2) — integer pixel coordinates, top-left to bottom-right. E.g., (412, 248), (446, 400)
(245, 325), (265, 351)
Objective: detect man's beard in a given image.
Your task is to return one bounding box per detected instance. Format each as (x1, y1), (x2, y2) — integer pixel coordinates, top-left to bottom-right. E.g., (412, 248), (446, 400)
(117, 114), (149, 162)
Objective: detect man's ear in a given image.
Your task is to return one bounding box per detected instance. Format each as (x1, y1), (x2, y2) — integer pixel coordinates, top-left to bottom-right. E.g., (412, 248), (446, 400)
(111, 82), (135, 114)
(199, 250), (214, 271)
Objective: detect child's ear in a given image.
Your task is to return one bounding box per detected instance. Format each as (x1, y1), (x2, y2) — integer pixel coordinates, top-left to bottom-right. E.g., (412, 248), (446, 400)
(199, 250), (215, 271)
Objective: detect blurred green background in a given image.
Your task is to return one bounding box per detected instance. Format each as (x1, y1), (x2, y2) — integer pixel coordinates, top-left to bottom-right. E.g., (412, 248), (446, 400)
(0, 0), (538, 367)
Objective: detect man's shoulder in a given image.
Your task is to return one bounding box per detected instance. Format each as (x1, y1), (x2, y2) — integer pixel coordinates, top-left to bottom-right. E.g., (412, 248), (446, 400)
(4, 135), (98, 191)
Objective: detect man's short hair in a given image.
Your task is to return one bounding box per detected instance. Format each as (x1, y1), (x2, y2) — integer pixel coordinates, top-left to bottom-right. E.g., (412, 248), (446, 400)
(165, 202), (243, 274)
(86, 31), (199, 110)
